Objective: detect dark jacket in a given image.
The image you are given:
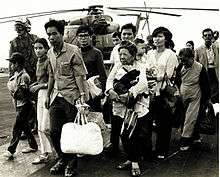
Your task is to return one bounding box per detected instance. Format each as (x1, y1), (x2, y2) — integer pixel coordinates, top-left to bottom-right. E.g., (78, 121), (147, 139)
(81, 45), (107, 92)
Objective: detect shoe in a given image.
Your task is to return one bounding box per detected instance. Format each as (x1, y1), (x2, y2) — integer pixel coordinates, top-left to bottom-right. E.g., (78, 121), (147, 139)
(77, 154), (85, 158)
(193, 138), (202, 143)
(22, 147), (37, 153)
(104, 143), (119, 153)
(20, 132), (27, 140)
(31, 129), (38, 135)
(157, 155), (165, 159)
(106, 124), (111, 129)
(32, 154), (49, 164)
(65, 165), (78, 177)
(116, 161), (131, 170)
(50, 159), (66, 175)
(131, 167), (141, 177)
(104, 142), (112, 149)
(3, 151), (14, 160)
(180, 146), (190, 151)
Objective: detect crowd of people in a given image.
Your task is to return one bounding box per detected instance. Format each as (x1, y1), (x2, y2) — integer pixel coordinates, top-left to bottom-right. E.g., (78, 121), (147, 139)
(2, 17), (219, 177)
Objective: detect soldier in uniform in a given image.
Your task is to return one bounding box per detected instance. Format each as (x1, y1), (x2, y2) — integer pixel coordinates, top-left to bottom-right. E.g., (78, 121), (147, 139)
(9, 17), (38, 83)
(9, 18), (38, 138)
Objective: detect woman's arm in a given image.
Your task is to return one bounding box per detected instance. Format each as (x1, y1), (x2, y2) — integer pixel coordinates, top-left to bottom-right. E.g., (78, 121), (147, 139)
(105, 64), (121, 101)
(165, 52), (179, 80)
(105, 63), (120, 93)
(45, 62), (54, 109)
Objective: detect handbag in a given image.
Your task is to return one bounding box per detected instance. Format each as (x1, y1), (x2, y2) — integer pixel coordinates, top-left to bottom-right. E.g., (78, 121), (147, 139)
(159, 71), (184, 128)
(85, 111), (111, 147)
(199, 102), (216, 135)
(159, 72), (177, 99)
(120, 95), (138, 138)
(121, 109), (138, 139)
(60, 111), (103, 155)
(86, 111), (107, 131)
(168, 96), (184, 128)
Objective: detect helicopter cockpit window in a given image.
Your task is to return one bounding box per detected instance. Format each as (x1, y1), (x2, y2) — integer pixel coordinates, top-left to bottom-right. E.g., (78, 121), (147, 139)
(102, 15), (113, 22)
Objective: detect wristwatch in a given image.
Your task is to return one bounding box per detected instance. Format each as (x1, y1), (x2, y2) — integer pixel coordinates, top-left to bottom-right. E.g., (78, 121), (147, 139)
(80, 92), (85, 96)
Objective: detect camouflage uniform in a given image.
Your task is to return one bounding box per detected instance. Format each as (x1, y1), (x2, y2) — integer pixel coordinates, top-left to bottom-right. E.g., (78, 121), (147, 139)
(9, 33), (38, 83)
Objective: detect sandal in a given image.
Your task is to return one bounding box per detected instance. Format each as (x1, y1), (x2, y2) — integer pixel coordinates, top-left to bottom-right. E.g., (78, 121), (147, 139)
(116, 161), (131, 170)
(65, 165), (78, 177)
(131, 167), (141, 177)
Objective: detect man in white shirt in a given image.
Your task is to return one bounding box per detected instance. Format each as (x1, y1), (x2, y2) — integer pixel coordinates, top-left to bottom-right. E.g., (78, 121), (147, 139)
(109, 23), (136, 65)
(195, 28), (219, 103)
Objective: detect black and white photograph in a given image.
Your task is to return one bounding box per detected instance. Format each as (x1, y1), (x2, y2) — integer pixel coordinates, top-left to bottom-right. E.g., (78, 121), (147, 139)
(0, 0), (219, 177)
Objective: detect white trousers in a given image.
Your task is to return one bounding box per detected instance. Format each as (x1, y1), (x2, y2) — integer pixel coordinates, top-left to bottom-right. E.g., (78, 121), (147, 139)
(37, 89), (52, 154)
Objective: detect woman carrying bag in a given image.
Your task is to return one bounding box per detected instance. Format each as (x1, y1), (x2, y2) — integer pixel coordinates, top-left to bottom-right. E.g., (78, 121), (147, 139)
(146, 27), (179, 159)
(105, 41), (151, 177)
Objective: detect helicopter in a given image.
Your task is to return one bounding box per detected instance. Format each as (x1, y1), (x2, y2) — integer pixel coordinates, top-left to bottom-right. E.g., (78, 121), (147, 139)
(0, 5), (121, 60)
(63, 5), (120, 60)
(0, 4), (218, 61)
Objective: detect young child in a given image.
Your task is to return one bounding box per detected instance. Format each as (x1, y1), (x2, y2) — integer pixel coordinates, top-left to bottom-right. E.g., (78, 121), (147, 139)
(133, 38), (147, 64)
(30, 38), (52, 164)
(3, 52), (38, 160)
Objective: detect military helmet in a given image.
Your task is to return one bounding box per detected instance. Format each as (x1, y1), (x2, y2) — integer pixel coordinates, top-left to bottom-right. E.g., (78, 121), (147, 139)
(25, 18), (31, 28)
(14, 17), (27, 27)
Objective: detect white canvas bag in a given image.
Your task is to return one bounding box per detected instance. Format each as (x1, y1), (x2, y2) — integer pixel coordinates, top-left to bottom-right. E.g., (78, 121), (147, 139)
(60, 111), (103, 155)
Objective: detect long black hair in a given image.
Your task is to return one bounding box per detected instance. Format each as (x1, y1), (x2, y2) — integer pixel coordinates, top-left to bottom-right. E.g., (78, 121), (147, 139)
(34, 38), (50, 51)
(152, 26), (173, 48)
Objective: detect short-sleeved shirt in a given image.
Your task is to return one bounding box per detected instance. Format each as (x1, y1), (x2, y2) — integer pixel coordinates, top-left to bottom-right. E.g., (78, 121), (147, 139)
(109, 44), (120, 64)
(36, 55), (50, 84)
(48, 42), (88, 105)
(7, 69), (31, 107)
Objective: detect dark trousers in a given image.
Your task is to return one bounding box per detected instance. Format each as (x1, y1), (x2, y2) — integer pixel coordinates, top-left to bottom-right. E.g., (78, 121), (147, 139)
(151, 96), (172, 156)
(110, 115), (124, 152)
(49, 97), (77, 167)
(87, 96), (102, 112)
(28, 100), (37, 130)
(121, 114), (153, 162)
(208, 68), (219, 103)
(8, 101), (38, 154)
(87, 96), (112, 124)
(102, 99), (112, 124)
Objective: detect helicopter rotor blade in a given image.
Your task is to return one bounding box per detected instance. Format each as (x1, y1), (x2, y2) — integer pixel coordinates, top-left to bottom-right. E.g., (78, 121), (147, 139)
(108, 7), (181, 17)
(0, 8), (89, 21)
(0, 12), (61, 24)
(0, 9), (90, 24)
(117, 13), (140, 16)
(111, 6), (219, 11)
